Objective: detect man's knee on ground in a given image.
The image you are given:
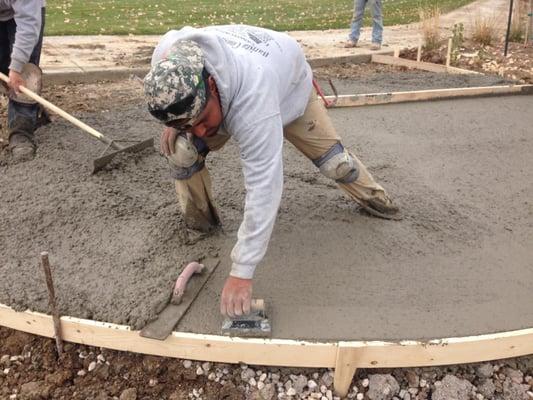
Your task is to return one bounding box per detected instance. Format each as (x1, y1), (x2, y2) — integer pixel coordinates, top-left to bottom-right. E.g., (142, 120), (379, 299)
(170, 159), (206, 180)
(312, 142), (359, 183)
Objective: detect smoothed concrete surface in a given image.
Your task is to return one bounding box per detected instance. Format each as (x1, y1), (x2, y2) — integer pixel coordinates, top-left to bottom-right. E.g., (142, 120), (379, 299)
(0, 89), (531, 341)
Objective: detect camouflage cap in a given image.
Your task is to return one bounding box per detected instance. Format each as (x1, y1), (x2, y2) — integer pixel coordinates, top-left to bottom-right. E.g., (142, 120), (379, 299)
(144, 40), (207, 124)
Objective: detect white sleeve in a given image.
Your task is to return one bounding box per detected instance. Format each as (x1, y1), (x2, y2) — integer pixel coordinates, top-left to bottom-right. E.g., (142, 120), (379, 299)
(230, 114), (284, 279)
(10, 1), (42, 72)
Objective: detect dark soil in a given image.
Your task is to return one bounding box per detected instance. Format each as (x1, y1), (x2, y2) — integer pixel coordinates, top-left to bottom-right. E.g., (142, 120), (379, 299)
(0, 327), (245, 400)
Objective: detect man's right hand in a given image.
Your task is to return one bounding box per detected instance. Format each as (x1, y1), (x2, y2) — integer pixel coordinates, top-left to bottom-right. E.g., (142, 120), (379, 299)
(220, 276), (253, 318)
(160, 126), (179, 156)
(8, 70), (25, 96)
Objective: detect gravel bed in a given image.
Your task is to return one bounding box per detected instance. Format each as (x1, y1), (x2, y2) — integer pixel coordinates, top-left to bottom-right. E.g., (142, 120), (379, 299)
(1, 327), (531, 399)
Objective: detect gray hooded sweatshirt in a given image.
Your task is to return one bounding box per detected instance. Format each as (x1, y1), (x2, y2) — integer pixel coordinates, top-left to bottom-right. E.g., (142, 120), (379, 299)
(152, 25), (313, 279)
(0, 0), (45, 72)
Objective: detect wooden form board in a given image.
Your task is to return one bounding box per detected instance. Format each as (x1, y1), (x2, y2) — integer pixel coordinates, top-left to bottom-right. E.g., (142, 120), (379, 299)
(1, 303), (532, 397)
(0, 304), (336, 368)
(44, 67), (150, 85)
(308, 50), (393, 68)
(371, 54), (481, 75)
(325, 85), (533, 108)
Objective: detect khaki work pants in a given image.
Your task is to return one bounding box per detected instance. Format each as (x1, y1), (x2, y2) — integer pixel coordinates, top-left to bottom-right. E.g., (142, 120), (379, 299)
(174, 91), (390, 231)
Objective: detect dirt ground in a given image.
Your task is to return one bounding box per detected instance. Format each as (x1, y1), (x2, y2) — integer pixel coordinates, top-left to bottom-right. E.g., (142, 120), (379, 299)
(0, 71), (531, 341)
(313, 63), (513, 95)
(401, 41), (533, 84)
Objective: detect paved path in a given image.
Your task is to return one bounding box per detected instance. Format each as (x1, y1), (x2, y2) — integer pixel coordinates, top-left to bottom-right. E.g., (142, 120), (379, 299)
(40, 0), (508, 75)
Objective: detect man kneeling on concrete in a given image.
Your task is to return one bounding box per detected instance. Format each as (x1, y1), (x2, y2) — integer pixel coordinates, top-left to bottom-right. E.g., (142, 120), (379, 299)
(0, 0), (46, 160)
(144, 25), (399, 318)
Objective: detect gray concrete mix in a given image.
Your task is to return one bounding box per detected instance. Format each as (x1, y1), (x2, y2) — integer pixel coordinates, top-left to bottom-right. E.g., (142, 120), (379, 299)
(0, 79), (532, 341)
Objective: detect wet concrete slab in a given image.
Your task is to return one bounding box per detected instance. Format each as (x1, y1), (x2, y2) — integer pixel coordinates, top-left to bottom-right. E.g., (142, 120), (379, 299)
(0, 85), (531, 341)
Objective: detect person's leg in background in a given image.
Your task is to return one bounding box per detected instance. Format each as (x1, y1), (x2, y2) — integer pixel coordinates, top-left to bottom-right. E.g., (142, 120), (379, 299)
(370, 0), (383, 49)
(5, 7), (46, 160)
(0, 17), (12, 143)
(345, 0), (367, 48)
(284, 90), (399, 219)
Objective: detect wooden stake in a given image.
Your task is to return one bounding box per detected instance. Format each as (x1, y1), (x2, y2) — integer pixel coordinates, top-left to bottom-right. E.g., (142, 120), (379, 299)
(393, 47), (400, 58)
(417, 40), (422, 62)
(40, 252), (63, 355)
(446, 37), (452, 67)
(334, 345), (358, 397)
(525, 2), (531, 47)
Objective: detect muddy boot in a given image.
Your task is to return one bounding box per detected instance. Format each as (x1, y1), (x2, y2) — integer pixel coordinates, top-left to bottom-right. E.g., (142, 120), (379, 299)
(8, 118), (36, 162)
(344, 39), (358, 48)
(359, 194), (401, 220)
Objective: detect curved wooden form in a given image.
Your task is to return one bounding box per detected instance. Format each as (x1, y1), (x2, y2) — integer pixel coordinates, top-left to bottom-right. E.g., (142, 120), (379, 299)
(1, 304), (532, 397)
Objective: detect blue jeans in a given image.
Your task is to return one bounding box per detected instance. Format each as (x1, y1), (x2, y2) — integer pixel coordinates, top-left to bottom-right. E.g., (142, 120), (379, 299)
(0, 8), (45, 131)
(349, 0), (383, 44)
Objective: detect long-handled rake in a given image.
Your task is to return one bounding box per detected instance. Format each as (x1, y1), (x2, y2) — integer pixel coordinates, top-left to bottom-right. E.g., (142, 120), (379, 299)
(0, 65), (153, 173)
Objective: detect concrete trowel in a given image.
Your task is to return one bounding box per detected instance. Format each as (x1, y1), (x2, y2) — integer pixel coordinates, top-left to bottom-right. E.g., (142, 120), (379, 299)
(140, 258), (221, 341)
(0, 63), (153, 173)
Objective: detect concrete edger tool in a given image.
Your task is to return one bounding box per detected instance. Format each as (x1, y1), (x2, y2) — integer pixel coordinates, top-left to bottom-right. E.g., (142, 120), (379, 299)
(0, 64), (153, 173)
(221, 298), (272, 338)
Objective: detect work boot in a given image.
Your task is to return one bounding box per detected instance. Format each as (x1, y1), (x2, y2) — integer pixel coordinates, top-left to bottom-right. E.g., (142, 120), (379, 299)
(370, 43), (382, 51)
(8, 117), (36, 162)
(36, 106), (51, 129)
(359, 195), (401, 220)
(344, 39), (358, 48)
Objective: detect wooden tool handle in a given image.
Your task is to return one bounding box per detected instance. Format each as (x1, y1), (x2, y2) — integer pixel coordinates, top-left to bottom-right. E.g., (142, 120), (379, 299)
(172, 261), (205, 305)
(0, 71), (110, 145)
(251, 299), (264, 313)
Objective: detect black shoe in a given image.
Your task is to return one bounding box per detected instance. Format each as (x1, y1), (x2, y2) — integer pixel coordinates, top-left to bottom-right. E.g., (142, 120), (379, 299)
(36, 106), (51, 129)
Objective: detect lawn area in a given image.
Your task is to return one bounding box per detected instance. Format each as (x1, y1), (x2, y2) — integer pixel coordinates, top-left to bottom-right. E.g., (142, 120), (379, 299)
(45, 0), (477, 35)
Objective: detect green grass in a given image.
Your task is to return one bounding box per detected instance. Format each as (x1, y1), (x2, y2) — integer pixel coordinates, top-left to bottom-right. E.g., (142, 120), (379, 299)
(45, 0), (476, 35)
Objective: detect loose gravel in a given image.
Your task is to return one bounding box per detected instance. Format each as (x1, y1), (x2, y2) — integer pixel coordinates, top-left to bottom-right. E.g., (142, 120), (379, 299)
(1, 327), (532, 399)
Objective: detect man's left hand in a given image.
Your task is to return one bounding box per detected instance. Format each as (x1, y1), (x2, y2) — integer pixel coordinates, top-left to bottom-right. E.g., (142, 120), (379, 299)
(220, 276), (253, 318)
(8, 70), (25, 95)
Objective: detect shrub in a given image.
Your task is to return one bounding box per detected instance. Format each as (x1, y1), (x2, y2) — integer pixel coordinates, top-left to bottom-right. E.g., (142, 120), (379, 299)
(419, 6), (441, 51)
(471, 15), (498, 46)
